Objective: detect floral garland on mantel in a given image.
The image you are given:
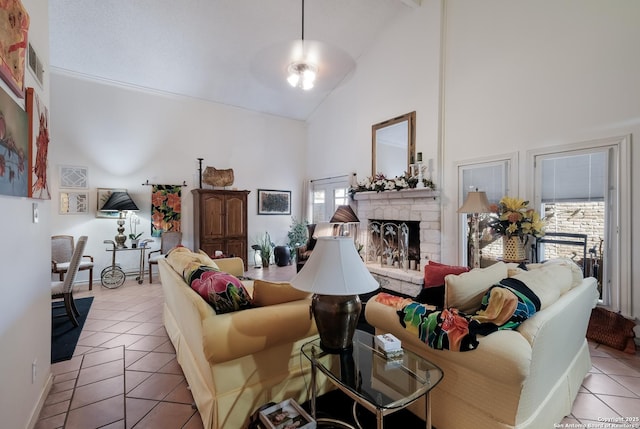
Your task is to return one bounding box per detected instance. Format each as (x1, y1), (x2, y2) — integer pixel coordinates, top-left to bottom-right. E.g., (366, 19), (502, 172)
(349, 172), (436, 199)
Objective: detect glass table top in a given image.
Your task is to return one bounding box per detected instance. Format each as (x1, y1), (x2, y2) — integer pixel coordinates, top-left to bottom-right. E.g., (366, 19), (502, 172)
(302, 330), (443, 411)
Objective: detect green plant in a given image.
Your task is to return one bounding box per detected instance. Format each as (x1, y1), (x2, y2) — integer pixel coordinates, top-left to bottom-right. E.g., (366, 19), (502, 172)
(254, 231), (274, 266)
(287, 216), (309, 258)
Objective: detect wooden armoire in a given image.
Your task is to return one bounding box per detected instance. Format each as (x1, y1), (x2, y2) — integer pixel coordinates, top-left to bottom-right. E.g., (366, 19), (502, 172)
(192, 189), (250, 267)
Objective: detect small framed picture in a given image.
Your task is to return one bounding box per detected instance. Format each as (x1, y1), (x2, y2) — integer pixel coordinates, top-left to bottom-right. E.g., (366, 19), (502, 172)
(59, 191), (89, 214)
(96, 187), (126, 218)
(59, 165), (89, 189)
(258, 189), (291, 215)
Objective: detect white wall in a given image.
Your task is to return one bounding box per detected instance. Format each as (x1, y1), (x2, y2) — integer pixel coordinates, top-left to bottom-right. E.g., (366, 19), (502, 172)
(440, 0), (640, 318)
(308, 0), (639, 317)
(49, 73), (308, 274)
(0, 1), (52, 427)
(307, 2), (443, 185)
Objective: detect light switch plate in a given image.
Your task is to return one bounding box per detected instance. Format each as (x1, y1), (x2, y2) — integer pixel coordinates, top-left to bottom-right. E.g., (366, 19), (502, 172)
(32, 202), (38, 223)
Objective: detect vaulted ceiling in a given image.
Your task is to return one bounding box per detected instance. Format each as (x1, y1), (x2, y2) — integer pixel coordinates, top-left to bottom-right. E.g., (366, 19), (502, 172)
(49, 0), (421, 120)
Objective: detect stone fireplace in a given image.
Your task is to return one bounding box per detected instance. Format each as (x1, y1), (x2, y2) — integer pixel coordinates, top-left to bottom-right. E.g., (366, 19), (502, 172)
(353, 188), (441, 296)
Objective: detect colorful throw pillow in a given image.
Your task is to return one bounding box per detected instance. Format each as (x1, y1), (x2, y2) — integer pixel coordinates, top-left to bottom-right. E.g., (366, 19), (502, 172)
(424, 261), (470, 288)
(186, 265), (252, 314)
(252, 280), (310, 306)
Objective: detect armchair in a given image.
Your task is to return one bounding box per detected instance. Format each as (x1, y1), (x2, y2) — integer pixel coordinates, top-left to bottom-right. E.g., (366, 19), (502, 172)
(51, 235), (95, 290)
(148, 231), (182, 283)
(295, 224), (316, 272)
(51, 236), (88, 327)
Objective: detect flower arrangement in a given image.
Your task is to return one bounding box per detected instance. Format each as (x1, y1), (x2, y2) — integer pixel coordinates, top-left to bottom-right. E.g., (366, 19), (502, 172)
(128, 213), (142, 241)
(349, 172), (435, 197)
(488, 196), (546, 239)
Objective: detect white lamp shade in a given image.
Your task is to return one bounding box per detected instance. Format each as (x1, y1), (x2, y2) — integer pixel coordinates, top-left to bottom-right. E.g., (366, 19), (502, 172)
(291, 236), (379, 295)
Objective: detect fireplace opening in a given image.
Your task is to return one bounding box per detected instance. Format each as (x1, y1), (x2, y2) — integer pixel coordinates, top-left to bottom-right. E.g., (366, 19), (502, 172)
(366, 220), (420, 269)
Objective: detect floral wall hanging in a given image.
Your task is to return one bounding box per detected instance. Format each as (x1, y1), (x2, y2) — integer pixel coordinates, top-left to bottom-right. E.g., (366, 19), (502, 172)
(26, 87), (50, 199)
(151, 184), (182, 237)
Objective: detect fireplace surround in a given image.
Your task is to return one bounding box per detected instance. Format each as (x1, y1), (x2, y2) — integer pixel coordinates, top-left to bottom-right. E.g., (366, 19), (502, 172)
(353, 188), (441, 296)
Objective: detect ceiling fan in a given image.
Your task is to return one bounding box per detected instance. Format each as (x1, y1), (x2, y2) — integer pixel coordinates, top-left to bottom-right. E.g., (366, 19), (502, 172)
(250, 0), (356, 93)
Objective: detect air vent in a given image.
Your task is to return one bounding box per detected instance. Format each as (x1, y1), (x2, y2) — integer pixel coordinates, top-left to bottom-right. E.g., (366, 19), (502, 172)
(28, 43), (44, 87)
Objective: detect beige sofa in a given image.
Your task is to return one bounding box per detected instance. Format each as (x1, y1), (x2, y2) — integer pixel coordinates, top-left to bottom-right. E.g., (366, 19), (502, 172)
(158, 252), (327, 429)
(365, 260), (599, 429)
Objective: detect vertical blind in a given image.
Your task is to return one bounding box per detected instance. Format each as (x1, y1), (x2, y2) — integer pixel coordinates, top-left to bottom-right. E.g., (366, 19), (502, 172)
(540, 152), (605, 202)
(461, 161), (509, 205)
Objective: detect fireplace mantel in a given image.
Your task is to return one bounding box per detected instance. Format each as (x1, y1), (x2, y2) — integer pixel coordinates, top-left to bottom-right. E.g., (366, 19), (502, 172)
(353, 188), (440, 201)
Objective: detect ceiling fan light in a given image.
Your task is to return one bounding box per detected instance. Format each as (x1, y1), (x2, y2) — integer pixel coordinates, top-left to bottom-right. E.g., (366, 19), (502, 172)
(287, 61), (317, 90)
(287, 72), (300, 87)
(301, 77), (314, 90)
(302, 67), (316, 81)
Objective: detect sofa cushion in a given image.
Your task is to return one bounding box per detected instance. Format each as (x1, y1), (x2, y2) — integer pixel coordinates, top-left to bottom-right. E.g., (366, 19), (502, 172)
(445, 262), (508, 314)
(424, 261), (470, 288)
(187, 265), (252, 314)
(510, 263), (573, 309)
(252, 280), (310, 307)
(166, 246), (220, 276)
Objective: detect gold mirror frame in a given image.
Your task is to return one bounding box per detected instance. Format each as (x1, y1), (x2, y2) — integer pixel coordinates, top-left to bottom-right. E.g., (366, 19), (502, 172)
(371, 111), (416, 178)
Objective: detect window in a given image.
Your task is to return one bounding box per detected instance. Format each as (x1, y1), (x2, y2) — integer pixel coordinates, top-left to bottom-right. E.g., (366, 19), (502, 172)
(457, 155), (516, 267)
(531, 137), (630, 313)
(310, 175), (351, 223)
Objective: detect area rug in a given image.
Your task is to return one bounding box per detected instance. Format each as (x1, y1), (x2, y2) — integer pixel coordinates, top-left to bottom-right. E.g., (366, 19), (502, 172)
(587, 307), (637, 354)
(51, 297), (93, 363)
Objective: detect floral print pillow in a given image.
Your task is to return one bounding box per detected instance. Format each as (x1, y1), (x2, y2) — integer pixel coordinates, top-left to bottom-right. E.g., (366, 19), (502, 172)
(186, 265), (252, 314)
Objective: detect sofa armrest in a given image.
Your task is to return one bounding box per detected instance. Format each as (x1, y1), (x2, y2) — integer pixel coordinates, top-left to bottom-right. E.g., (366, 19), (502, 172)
(202, 300), (317, 364)
(212, 257), (245, 277)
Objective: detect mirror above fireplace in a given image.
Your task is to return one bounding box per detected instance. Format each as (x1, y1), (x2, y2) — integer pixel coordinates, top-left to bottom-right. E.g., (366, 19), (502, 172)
(371, 111), (416, 178)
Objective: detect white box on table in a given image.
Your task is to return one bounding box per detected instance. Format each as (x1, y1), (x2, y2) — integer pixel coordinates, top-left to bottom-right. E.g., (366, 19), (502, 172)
(375, 333), (402, 352)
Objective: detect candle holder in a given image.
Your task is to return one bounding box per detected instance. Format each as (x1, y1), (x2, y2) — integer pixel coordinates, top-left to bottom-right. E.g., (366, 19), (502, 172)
(410, 162), (427, 188)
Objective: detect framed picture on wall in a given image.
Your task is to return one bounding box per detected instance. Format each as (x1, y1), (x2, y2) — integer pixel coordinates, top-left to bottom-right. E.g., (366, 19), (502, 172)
(257, 189), (291, 215)
(0, 0), (29, 98)
(59, 165), (88, 189)
(26, 88), (51, 199)
(0, 85), (28, 197)
(59, 191), (89, 214)
(96, 187), (126, 218)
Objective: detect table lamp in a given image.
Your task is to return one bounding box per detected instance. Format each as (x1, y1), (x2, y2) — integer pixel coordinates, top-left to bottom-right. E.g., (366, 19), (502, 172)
(330, 205), (359, 237)
(458, 189), (492, 268)
(101, 191), (139, 248)
(291, 236), (379, 353)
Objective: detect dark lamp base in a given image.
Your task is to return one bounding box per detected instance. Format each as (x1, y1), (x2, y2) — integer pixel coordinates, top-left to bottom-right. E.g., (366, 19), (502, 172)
(312, 294), (362, 354)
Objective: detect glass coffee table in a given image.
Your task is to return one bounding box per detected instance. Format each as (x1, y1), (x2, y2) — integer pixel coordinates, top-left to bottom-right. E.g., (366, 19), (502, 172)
(301, 330), (443, 429)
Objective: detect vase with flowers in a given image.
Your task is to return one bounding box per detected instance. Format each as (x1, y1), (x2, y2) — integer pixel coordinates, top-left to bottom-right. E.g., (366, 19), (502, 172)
(488, 196), (546, 262)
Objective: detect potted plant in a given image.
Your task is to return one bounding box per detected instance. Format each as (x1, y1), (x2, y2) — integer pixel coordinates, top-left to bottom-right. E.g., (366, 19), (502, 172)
(254, 232), (274, 268)
(287, 216), (309, 261)
(128, 213), (142, 248)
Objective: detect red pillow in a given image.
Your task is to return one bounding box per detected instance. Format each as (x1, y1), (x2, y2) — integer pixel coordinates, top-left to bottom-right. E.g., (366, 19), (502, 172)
(424, 261), (469, 288)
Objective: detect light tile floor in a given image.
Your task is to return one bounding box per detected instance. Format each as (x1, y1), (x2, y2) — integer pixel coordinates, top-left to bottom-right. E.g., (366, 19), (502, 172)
(37, 266), (639, 429)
